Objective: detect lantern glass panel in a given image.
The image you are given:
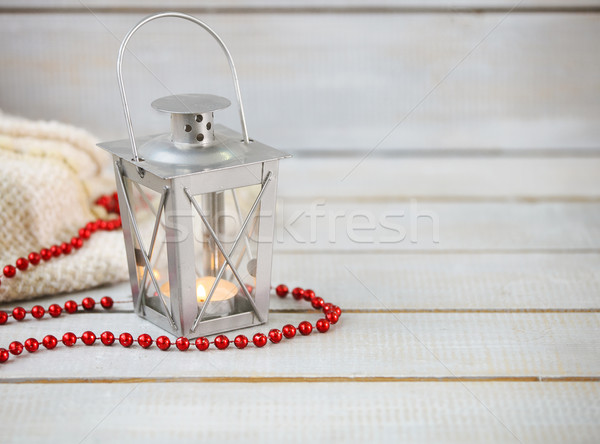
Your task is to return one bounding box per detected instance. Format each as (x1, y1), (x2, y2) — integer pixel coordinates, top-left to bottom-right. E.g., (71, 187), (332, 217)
(191, 183), (262, 320)
(123, 177), (170, 315)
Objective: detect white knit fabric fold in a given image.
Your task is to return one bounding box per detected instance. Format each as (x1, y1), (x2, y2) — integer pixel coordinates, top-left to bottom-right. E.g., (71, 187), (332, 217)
(0, 111), (128, 302)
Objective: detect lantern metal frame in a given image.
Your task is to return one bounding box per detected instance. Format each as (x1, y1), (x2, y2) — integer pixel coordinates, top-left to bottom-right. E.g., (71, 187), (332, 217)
(98, 12), (289, 337)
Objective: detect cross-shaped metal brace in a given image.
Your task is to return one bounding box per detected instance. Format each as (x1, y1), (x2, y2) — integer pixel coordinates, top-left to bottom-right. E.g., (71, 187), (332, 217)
(184, 171), (273, 333)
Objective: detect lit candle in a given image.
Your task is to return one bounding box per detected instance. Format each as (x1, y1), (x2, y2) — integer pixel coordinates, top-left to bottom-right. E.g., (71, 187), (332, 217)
(195, 276), (238, 303)
(160, 276), (238, 304)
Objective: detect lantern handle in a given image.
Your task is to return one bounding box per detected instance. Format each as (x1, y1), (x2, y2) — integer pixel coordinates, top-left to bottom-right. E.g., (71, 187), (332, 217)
(117, 11), (250, 162)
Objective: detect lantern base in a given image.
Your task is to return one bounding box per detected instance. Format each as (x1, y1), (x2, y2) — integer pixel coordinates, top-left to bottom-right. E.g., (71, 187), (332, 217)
(133, 292), (267, 338)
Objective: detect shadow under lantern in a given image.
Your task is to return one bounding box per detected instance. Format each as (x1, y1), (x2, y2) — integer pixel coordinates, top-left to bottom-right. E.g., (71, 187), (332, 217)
(97, 13), (289, 337)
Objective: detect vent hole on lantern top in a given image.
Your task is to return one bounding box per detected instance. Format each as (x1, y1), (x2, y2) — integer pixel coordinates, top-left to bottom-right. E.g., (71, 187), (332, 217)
(206, 122), (212, 130)
(195, 115), (203, 123)
(196, 133), (205, 142)
(184, 124), (192, 132)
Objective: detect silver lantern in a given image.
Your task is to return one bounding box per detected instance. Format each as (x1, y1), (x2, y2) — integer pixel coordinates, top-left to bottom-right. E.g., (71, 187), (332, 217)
(98, 13), (289, 337)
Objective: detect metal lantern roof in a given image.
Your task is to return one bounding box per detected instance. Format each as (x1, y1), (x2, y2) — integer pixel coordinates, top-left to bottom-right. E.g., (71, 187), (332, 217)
(98, 123), (289, 180)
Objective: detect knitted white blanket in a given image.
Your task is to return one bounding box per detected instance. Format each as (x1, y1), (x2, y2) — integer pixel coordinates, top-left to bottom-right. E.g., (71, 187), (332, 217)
(0, 111), (128, 302)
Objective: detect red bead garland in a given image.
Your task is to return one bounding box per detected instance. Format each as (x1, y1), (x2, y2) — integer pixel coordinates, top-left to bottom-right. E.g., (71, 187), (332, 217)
(137, 334), (153, 349)
(176, 337), (190, 351)
(62, 332), (77, 347)
(42, 335), (58, 349)
(24, 338), (39, 352)
(0, 286), (342, 364)
(195, 337), (210, 351)
(234, 335), (248, 349)
(156, 336), (171, 351)
(31, 305), (45, 319)
(0, 192), (121, 291)
(119, 333), (134, 347)
(101, 331), (115, 346)
(282, 324), (296, 339)
(252, 333), (267, 348)
(268, 329), (283, 343)
(298, 321), (313, 336)
(214, 335), (230, 350)
(81, 331), (96, 345)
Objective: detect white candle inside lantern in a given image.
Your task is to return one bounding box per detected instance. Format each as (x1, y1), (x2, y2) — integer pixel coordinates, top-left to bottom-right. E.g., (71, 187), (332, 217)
(195, 276), (238, 303)
(160, 277), (238, 306)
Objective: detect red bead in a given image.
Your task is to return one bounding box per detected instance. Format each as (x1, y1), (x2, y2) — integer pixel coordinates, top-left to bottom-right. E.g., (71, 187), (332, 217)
(40, 248), (52, 261)
(81, 297), (95, 311)
(298, 321), (313, 336)
(234, 335), (248, 349)
(275, 284), (289, 297)
(31, 305), (45, 319)
(15, 257), (29, 271)
(316, 318), (330, 333)
(9, 341), (23, 355)
(100, 296), (114, 309)
(0, 311), (8, 324)
(81, 331), (96, 345)
(62, 332), (77, 346)
(42, 335), (58, 349)
(119, 333), (134, 347)
(291, 287), (304, 300)
(12, 307), (26, 321)
(48, 304), (62, 317)
(79, 228), (91, 239)
(332, 306), (342, 317)
(325, 311), (339, 324)
(322, 303), (334, 313)
(303, 289), (315, 302)
(64, 300), (78, 313)
(86, 222), (97, 233)
(311, 297), (324, 309)
(98, 221), (108, 230)
(268, 329), (283, 343)
(195, 337), (210, 351)
(176, 337), (190, 351)
(156, 336), (171, 351)
(106, 221), (116, 231)
(60, 242), (72, 255)
(100, 331), (115, 346)
(28, 252), (41, 266)
(137, 334), (153, 348)
(0, 348), (9, 363)
(71, 237), (83, 249)
(3, 265), (16, 278)
(282, 324), (296, 339)
(252, 333), (267, 348)
(24, 338), (39, 352)
(214, 335), (230, 350)
(50, 245), (61, 258)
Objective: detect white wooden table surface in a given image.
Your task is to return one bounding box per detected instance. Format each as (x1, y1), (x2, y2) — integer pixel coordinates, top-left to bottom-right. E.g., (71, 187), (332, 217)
(1, 1), (600, 442)
(1, 155), (599, 443)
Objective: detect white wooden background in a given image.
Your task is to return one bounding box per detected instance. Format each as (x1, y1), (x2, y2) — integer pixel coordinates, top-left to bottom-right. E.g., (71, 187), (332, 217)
(1, 1), (600, 443)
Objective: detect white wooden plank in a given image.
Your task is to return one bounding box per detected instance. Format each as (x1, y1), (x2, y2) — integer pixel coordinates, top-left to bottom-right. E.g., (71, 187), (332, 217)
(273, 201), (600, 251)
(278, 158), (600, 200)
(0, 13), (598, 151)
(0, 312), (598, 378)
(2, 252), (598, 312)
(5, 1), (600, 10)
(271, 252), (600, 310)
(0, 382), (598, 444)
